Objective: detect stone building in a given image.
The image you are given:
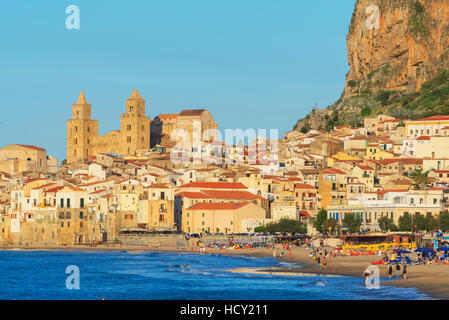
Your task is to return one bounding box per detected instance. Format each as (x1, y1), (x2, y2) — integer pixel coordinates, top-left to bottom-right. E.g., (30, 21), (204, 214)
(151, 109), (218, 149)
(67, 89), (151, 163)
(0, 144), (48, 174)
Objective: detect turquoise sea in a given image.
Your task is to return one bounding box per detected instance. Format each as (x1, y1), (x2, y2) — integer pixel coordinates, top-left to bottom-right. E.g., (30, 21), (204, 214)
(0, 251), (431, 300)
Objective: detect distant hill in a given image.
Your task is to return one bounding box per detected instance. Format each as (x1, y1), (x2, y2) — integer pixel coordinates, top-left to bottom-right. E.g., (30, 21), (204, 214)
(294, 0), (449, 132)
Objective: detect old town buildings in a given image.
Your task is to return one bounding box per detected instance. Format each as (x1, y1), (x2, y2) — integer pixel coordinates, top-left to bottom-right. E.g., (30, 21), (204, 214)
(4, 92), (449, 246)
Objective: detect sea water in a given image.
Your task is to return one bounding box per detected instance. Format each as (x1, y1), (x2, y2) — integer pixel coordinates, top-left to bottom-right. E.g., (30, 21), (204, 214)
(0, 250), (430, 300)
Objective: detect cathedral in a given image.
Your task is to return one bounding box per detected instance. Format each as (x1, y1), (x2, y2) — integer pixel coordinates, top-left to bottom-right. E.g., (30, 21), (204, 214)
(67, 89), (151, 163)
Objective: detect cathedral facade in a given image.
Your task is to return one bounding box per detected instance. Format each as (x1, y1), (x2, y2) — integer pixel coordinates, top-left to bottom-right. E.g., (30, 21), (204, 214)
(67, 89), (151, 163)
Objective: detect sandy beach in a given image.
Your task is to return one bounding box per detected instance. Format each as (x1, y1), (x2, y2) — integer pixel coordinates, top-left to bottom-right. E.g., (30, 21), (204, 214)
(2, 244), (449, 299)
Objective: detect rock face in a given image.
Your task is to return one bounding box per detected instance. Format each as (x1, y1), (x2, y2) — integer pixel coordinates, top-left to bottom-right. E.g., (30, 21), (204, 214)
(345, 0), (449, 96)
(294, 0), (449, 132)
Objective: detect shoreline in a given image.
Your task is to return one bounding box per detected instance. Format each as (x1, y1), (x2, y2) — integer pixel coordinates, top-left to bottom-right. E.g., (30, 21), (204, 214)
(1, 245), (448, 300)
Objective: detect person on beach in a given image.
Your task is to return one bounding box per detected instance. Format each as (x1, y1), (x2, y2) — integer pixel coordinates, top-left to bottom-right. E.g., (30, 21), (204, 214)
(402, 263), (407, 280)
(388, 264), (393, 279)
(316, 257), (321, 270)
(395, 264), (400, 278)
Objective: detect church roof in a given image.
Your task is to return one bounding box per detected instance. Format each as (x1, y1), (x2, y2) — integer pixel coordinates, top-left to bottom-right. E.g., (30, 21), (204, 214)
(129, 88), (142, 99)
(77, 90), (87, 104)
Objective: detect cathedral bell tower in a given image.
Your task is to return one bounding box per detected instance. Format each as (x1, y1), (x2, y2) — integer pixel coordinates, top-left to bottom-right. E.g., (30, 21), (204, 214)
(120, 88), (151, 156)
(67, 91), (99, 163)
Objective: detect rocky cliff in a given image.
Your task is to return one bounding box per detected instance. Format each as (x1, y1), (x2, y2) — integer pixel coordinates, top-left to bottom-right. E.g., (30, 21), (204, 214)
(294, 0), (449, 132)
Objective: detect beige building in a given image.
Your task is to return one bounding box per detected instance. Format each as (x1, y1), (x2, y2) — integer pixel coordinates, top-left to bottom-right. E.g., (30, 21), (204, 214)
(151, 109), (218, 150)
(182, 202), (266, 234)
(0, 144), (48, 174)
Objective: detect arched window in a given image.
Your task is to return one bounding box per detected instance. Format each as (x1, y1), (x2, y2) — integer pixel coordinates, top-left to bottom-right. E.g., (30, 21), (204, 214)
(66, 212), (71, 219)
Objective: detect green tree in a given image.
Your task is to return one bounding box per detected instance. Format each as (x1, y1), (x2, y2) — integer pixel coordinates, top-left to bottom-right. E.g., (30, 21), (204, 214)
(313, 209), (328, 233)
(376, 91), (392, 106)
(399, 212), (413, 231)
(342, 213), (362, 233)
(425, 213), (438, 231)
(378, 216), (397, 232)
(254, 225), (266, 233)
(413, 213), (426, 231)
(265, 219), (307, 234)
(409, 167), (430, 190)
(439, 212), (449, 231)
(360, 106), (371, 117)
(61, 159), (67, 165)
(323, 218), (338, 234)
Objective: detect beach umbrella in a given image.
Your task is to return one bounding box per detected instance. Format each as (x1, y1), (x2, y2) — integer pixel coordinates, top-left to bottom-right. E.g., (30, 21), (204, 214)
(394, 249), (411, 254)
(415, 248), (435, 253)
(437, 246), (449, 251)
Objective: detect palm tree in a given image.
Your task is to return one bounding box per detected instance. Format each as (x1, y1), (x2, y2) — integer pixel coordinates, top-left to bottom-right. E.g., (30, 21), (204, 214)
(409, 167), (430, 190)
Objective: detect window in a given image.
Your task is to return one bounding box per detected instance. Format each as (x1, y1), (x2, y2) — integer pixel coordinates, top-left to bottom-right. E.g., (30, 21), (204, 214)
(60, 198), (64, 208)
(80, 198), (84, 208)
(66, 212), (71, 219)
(127, 136), (131, 143)
(80, 211), (84, 219)
(67, 198), (71, 208)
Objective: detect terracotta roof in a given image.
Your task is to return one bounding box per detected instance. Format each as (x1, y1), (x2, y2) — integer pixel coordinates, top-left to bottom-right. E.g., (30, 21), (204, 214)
(294, 184), (315, 190)
(413, 115), (449, 122)
(15, 144), (46, 152)
(175, 191), (208, 199)
(178, 182), (247, 189)
(178, 109), (206, 117)
(200, 190), (267, 201)
(186, 202), (250, 211)
(44, 186), (65, 193)
(417, 136), (431, 141)
(90, 189), (106, 195)
(357, 165), (373, 171)
(157, 113), (178, 119)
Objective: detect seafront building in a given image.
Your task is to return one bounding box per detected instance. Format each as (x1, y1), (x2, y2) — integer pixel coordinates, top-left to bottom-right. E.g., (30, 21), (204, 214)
(2, 92), (449, 246)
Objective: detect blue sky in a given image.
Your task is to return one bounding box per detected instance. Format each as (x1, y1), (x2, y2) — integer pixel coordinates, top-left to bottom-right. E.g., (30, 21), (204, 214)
(0, 0), (356, 160)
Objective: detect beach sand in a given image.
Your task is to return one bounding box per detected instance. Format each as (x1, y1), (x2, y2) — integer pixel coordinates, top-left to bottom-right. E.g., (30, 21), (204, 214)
(2, 244), (449, 299)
